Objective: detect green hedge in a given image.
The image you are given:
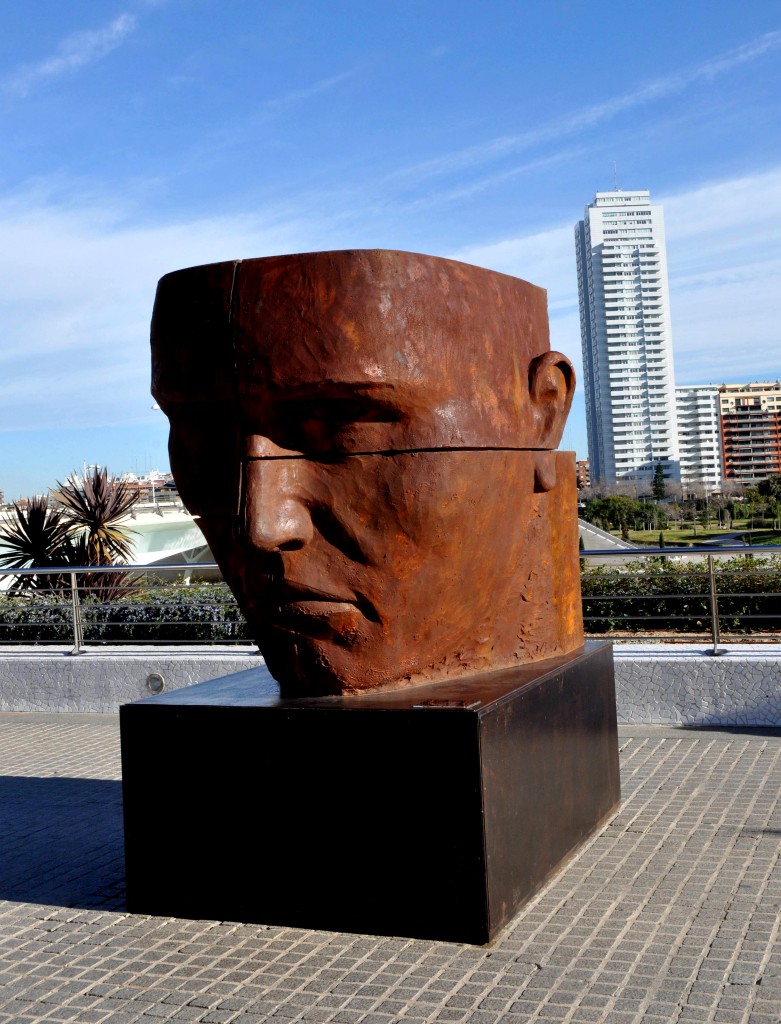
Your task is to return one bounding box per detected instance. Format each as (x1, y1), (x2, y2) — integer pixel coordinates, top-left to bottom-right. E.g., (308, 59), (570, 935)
(1, 558), (779, 643)
(0, 595), (73, 643)
(0, 583), (253, 644)
(582, 555), (781, 634)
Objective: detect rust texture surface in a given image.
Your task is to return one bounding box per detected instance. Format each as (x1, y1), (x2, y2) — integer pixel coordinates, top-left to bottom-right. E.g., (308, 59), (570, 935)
(151, 249), (584, 696)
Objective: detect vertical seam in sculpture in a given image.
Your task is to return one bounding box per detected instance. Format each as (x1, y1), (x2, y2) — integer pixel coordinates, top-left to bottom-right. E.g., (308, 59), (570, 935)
(228, 259), (241, 326)
(229, 260), (243, 517)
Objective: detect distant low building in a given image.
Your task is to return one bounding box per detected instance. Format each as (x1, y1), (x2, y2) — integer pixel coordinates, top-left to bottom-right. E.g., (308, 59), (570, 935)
(576, 459), (590, 489)
(120, 470), (180, 504)
(718, 382), (781, 485)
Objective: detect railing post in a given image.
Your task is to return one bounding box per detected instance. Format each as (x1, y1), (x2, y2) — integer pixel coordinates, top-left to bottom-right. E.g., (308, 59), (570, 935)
(706, 554), (723, 656)
(69, 571), (84, 655)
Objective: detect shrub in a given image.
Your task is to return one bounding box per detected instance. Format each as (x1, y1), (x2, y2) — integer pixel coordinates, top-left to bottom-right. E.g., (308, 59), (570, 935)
(81, 583), (253, 643)
(2, 556), (779, 645)
(0, 593), (73, 643)
(0, 582), (254, 645)
(581, 555), (781, 635)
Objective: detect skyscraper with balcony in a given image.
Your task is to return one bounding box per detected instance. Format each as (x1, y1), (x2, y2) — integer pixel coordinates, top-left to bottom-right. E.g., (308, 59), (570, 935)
(719, 381), (781, 485)
(575, 189), (680, 487)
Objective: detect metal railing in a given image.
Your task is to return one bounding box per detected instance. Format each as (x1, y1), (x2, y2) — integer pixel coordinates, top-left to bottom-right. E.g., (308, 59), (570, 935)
(0, 563), (253, 653)
(0, 547), (779, 654)
(580, 545), (781, 654)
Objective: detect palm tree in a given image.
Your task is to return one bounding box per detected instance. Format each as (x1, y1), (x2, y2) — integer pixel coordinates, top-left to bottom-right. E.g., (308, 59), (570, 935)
(52, 467), (138, 565)
(0, 496), (75, 592)
(52, 467), (140, 601)
(0, 468), (140, 600)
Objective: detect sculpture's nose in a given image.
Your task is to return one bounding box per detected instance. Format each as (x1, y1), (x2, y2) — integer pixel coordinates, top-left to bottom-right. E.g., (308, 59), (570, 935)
(243, 437), (314, 553)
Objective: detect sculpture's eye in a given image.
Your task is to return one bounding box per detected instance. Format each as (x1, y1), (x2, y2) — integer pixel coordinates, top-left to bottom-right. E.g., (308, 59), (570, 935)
(167, 401), (241, 514)
(280, 396), (405, 455)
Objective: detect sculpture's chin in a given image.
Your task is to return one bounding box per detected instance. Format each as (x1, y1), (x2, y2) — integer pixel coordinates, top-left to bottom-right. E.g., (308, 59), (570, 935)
(259, 629), (367, 698)
(260, 632), (546, 700)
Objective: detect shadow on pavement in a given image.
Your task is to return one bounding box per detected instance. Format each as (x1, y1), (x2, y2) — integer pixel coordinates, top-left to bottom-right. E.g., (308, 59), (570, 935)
(679, 724), (781, 736)
(0, 776), (126, 910)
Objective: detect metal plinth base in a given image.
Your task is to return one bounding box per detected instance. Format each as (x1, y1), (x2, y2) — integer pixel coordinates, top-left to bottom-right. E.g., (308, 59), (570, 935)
(121, 641), (619, 944)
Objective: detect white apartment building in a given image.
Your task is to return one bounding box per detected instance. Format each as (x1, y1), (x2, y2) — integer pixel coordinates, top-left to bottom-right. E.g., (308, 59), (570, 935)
(575, 189), (680, 487)
(675, 384), (723, 493)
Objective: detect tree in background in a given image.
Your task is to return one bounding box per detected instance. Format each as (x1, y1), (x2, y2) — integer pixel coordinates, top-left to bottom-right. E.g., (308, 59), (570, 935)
(740, 487), (766, 529)
(51, 467), (139, 600)
(758, 474), (781, 501)
(0, 468), (139, 597)
(53, 467), (138, 565)
(583, 495), (645, 532)
(0, 497), (76, 592)
(652, 462), (666, 501)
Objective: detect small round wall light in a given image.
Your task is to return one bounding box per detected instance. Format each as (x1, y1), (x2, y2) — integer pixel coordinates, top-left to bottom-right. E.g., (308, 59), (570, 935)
(146, 672), (165, 695)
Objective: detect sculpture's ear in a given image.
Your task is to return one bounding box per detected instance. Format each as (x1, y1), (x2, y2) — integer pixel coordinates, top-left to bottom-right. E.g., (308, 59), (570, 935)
(528, 351), (575, 449)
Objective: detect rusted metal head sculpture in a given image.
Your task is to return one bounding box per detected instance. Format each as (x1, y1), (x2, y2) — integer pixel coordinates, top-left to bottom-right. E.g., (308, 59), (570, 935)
(151, 250), (584, 696)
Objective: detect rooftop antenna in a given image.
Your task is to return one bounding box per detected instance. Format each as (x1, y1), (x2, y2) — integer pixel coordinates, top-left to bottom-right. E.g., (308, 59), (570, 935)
(612, 161), (620, 191)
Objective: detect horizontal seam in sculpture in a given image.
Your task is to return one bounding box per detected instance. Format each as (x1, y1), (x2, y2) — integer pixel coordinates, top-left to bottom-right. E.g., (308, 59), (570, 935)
(244, 446), (557, 461)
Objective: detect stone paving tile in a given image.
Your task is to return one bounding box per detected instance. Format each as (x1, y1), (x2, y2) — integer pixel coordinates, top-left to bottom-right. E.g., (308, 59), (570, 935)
(1, 715), (781, 1023)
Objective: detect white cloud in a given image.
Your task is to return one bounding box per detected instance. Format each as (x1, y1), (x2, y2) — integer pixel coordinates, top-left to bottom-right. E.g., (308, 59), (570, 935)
(0, 193), (317, 431)
(660, 170), (781, 384)
(451, 225), (576, 310)
(263, 69), (359, 113)
(388, 30), (781, 189)
(401, 149), (587, 213)
(3, 14), (137, 98)
(1, 164), (779, 438)
(661, 168), (781, 262)
(451, 166), (781, 389)
(669, 268), (781, 384)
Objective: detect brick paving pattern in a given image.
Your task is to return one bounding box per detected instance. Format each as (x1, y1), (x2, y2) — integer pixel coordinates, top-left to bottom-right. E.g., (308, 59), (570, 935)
(0, 713), (779, 1023)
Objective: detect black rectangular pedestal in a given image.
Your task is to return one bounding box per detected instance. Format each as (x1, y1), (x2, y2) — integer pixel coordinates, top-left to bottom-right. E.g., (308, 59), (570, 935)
(121, 641), (619, 944)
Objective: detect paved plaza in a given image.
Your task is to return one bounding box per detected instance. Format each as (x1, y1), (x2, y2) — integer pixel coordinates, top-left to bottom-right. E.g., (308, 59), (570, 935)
(0, 713), (780, 1023)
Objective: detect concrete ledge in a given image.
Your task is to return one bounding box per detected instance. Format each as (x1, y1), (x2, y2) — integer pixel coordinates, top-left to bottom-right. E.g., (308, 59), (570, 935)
(614, 644), (781, 727)
(0, 646), (260, 712)
(0, 644), (779, 724)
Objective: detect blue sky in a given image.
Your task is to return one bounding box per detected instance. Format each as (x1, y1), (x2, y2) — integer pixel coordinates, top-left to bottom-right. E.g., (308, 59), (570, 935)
(1, 1), (780, 499)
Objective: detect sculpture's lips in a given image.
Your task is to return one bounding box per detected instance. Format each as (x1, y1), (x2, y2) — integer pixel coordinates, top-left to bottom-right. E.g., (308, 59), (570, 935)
(273, 579), (358, 606)
(264, 580), (366, 641)
(276, 599), (357, 622)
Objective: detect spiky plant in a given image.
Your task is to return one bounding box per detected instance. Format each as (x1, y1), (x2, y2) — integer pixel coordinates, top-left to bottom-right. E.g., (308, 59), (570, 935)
(64, 529), (138, 603)
(52, 467), (138, 566)
(49, 468), (141, 603)
(0, 496), (76, 592)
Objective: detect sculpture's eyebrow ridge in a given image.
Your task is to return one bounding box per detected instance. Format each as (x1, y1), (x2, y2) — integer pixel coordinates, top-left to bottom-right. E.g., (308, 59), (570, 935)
(254, 381), (402, 401)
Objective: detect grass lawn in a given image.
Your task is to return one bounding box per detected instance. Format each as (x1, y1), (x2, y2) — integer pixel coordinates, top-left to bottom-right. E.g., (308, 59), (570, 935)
(749, 531), (781, 546)
(619, 526), (781, 546)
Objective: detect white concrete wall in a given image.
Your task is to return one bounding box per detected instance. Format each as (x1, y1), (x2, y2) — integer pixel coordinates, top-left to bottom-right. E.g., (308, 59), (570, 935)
(0, 646), (259, 713)
(1, 644), (779, 725)
(614, 644), (781, 727)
